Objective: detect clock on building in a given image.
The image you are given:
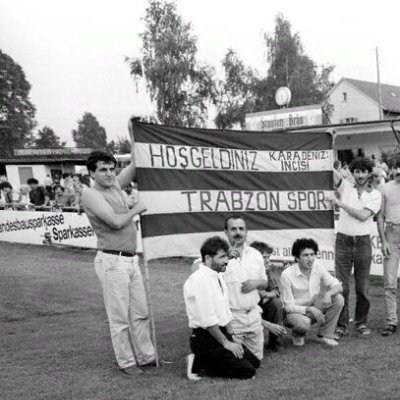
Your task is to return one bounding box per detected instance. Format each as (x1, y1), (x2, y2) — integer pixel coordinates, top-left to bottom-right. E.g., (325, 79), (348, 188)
(275, 86), (292, 107)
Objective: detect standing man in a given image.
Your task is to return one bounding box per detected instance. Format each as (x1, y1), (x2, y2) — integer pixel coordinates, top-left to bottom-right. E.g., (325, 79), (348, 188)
(281, 238), (344, 347)
(223, 214), (269, 360)
(184, 236), (260, 380)
(332, 157), (382, 339)
(377, 157), (400, 336)
(82, 121), (155, 377)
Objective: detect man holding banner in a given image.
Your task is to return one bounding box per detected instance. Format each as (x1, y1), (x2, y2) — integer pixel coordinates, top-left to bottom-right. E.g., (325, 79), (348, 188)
(332, 157), (381, 339)
(82, 125), (156, 377)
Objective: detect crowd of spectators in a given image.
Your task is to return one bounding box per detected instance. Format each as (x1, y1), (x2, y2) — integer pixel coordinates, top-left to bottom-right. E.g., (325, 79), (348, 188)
(0, 172), (90, 212)
(0, 172), (138, 213)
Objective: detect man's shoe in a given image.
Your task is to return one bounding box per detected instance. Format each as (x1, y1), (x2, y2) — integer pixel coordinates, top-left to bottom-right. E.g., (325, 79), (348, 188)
(354, 324), (371, 336)
(333, 328), (346, 341)
(266, 341), (280, 352)
(140, 359), (173, 367)
(120, 365), (144, 377)
(292, 336), (305, 346)
(186, 354), (201, 381)
(382, 325), (397, 337)
(315, 336), (339, 346)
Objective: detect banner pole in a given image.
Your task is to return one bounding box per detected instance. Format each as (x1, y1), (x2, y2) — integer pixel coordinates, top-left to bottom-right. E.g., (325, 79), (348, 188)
(140, 243), (160, 367)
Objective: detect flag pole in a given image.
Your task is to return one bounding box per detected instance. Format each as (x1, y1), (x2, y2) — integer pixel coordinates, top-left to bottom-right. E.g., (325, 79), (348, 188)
(130, 117), (159, 367)
(140, 240), (160, 367)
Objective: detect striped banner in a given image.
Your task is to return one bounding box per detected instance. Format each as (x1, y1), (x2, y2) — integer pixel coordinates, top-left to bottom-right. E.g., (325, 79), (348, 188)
(133, 121), (335, 267)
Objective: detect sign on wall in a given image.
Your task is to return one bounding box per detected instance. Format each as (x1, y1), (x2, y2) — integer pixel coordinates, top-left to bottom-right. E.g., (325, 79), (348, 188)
(246, 104), (322, 132)
(0, 211), (142, 252)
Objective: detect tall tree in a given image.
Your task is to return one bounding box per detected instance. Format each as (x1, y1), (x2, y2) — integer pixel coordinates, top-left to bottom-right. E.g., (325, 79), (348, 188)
(106, 136), (131, 154)
(215, 14), (335, 128)
(261, 14), (335, 120)
(72, 112), (107, 149)
(215, 49), (257, 129)
(0, 49), (36, 156)
(33, 126), (66, 148)
(126, 0), (216, 127)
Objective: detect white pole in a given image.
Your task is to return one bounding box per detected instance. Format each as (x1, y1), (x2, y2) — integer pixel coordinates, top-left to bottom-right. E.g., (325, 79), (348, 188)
(141, 237), (160, 367)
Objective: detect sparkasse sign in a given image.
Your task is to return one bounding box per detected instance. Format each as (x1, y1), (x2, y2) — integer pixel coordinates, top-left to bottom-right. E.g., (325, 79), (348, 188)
(245, 104), (322, 132)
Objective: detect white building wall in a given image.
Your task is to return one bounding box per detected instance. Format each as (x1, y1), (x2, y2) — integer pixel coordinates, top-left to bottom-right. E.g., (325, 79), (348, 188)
(329, 80), (380, 124)
(6, 164), (47, 188)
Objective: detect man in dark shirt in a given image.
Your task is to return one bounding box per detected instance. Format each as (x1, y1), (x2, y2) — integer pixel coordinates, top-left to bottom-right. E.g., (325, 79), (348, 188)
(27, 178), (50, 207)
(250, 241), (286, 351)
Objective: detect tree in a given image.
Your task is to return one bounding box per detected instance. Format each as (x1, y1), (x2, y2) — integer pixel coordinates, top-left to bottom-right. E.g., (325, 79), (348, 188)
(261, 14), (335, 119)
(0, 49), (36, 156)
(72, 112), (107, 149)
(33, 126), (66, 148)
(126, 0), (216, 127)
(215, 14), (335, 128)
(215, 49), (257, 129)
(106, 136), (131, 154)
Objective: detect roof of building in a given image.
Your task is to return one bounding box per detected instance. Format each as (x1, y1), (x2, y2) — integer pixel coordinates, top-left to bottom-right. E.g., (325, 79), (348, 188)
(338, 77), (400, 114)
(0, 154), (89, 164)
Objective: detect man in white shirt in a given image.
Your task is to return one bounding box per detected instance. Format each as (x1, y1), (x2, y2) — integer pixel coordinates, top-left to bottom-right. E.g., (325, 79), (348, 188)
(332, 157), (382, 339)
(223, 215), (269, 360)
(281, 238), (344, 346)
(377, 157), (400, 336)
(183, 236), (260, 380)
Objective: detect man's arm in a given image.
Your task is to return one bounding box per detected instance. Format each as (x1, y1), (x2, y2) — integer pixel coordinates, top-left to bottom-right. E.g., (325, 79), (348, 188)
(207, 325), (244, 359)
(332, 198), (374, 221)
(117, 118), (137, 189)
(377, 195), (390, 257)
(280, 272), (307, 314)
(82, 189), (146, 230)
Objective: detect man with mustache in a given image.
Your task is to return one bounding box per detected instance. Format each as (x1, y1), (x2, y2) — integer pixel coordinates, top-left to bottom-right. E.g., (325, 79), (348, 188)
(184, 236), (260, 380)
(223, 215), (269, 360)
(331, 157), (382, 339)
(377, 157), (400, 336)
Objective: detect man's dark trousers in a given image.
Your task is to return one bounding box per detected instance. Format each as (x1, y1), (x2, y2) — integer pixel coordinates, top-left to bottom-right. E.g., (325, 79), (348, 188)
(335, 233), (372, 330)
(190, 327), (260, 379)
(260, 297), (283, 347)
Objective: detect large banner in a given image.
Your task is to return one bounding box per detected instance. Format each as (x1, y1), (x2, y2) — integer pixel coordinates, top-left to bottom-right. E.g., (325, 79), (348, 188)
(133, 121), (336, 268)
(0, 211), (142, 252)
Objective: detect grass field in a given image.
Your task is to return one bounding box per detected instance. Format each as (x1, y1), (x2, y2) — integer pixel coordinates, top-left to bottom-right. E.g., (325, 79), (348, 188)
(1, 242), (400, 400)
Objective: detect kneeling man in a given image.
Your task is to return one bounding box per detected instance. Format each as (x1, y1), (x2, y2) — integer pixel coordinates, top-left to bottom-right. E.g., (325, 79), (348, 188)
(281, 238), (344, 346)
(184, 236), (260, 380)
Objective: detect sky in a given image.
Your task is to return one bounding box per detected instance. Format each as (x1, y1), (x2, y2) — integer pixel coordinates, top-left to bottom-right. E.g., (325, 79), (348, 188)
(1, 0), (400, 146)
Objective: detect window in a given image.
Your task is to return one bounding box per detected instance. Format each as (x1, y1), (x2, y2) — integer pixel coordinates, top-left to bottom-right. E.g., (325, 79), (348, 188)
(342, 92), (347, 102)
(345, 117), (358, 123)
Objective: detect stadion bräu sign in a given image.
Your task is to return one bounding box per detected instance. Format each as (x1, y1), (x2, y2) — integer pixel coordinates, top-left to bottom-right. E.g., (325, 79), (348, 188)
(245, 104), (322, 132)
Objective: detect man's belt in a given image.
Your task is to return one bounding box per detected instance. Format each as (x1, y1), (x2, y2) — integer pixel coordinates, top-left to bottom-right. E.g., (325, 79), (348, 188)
(102, 249), (136, 257)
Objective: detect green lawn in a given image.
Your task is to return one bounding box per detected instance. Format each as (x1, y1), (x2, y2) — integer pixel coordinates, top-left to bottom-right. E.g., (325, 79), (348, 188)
(1, 242), (399, 400)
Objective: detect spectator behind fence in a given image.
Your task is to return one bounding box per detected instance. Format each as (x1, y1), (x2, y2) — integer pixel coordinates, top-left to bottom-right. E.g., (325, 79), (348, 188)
(44, 175), (55, 200)
(61, 173), (75, 195)
(54, 185), (75, 208)
(16, 184), (31, 209)
(0, 182), (18, 206)
(72, 174), (90, 210)
(27, 178), (50, 207)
